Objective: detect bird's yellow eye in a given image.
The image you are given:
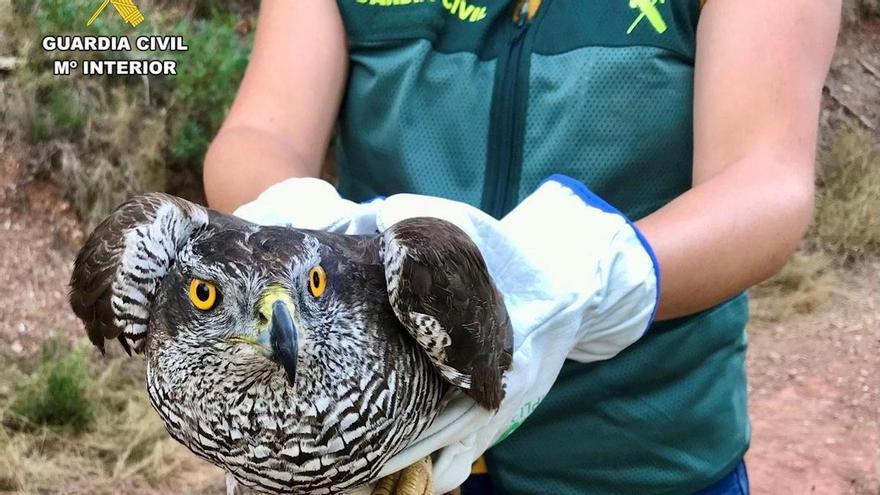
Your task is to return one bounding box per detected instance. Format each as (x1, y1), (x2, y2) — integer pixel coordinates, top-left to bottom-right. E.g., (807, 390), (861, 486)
(189, 279), (218, 310)
(308, 266), (326, 298)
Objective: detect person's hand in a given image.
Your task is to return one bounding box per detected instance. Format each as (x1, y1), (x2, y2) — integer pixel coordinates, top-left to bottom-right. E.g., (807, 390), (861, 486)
(373, 175), (659, 492)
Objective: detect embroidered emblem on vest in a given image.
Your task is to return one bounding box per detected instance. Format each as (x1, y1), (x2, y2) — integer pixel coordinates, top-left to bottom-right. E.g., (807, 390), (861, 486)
(627, 0), (667, 34)
(354, 0), (487, 23)
(442, 0), (487, 22)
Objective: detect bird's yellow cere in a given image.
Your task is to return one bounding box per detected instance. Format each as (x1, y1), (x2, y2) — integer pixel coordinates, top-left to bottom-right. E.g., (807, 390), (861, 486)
(226, 285), (298, 349)
(258, 284), (296, 330)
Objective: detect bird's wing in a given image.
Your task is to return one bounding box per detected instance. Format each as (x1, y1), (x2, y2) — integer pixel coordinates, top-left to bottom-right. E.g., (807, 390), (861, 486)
(381, 217), (513, 410)
(69, 193), (209, 354)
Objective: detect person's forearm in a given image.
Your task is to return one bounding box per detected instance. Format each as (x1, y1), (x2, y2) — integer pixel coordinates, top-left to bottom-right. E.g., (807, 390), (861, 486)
(637, 153), (814, 321)
(204, 125), (322, 213)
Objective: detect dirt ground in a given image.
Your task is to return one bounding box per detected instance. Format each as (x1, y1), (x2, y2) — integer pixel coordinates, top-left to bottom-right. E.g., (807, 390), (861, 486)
(823, 19), (880, 135)
(746, 265), (880, 495)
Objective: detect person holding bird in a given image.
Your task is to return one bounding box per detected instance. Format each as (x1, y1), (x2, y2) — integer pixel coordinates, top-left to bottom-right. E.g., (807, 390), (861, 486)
(198, 1), (838, 494)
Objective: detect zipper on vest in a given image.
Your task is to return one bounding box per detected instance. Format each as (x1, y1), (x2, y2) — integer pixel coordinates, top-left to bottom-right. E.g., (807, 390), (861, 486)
(484, 1), (535, 218)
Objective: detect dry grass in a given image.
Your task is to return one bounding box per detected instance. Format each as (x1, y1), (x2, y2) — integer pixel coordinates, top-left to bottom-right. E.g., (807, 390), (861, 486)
(751, 126), (879, 322)
(5, 64), (168, 226)
(811, 127), (880, 260)
(750, 251), (838, 323)
(0, 2), (163, 227)
(0, 343), (223, 494)
(56, 86), (168, 228)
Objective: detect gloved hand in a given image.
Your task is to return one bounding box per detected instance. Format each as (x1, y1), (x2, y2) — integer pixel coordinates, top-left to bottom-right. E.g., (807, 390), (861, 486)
(234, 176), (384, 234)
(233, 175), (659, 494)
(371, 175), (659, 493)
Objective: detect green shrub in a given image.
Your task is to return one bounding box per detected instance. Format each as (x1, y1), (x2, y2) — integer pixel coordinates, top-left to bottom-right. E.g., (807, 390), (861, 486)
(10, 340), (95, 432)
(4, 0), (255, 223)
(28, 83), (87, 141)
(167, 13), (252, 167)
(34, 0), (83, 31)
(811, 127), (880, 259)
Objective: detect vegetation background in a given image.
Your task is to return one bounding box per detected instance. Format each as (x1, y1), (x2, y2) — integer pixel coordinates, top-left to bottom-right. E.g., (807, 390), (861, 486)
(0, 0), (878, 493)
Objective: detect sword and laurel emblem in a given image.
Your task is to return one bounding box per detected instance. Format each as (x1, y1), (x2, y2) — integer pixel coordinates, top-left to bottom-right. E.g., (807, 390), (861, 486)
(86, 0), (144, 27)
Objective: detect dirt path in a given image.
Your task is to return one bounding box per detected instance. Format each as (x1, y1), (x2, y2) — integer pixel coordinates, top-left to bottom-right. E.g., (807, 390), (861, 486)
(746, 264), (880, 495)
(0, 135), (84, 359)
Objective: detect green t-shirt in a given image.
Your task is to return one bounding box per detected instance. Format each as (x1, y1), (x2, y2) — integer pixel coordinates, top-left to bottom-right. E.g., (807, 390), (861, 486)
(334, 1), (750, 493)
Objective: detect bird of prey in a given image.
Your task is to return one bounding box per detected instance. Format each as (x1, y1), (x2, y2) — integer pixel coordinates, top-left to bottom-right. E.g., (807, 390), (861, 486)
(69, 193), (512, 495)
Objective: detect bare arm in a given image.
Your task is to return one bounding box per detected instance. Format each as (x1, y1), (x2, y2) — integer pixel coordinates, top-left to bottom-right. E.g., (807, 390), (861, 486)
(637, 0), (840, 320)
(203, 1), (348, 213)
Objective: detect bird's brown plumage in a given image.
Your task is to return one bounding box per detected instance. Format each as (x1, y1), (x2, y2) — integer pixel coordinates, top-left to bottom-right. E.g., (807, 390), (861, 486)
(68, 194), (513, 493)
(69, 193), (208, 354)
(382, 217), (513, 409)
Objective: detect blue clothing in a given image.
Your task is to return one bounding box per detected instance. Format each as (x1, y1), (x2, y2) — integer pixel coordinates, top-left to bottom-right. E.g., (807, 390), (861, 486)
(461, 460), (750, 495)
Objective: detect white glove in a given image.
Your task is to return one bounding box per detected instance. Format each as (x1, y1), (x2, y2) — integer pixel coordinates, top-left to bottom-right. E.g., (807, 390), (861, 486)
(373, 175), (659, 492)
(234, 177), (383, 235)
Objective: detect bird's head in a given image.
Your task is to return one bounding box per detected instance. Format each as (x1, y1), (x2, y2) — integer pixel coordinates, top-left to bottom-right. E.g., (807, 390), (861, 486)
(69, 193), (374, 389)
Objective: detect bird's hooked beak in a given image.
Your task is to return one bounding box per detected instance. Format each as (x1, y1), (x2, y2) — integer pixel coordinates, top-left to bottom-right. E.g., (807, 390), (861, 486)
(230, 286), (299, 385)
(264, 300), (298, 385)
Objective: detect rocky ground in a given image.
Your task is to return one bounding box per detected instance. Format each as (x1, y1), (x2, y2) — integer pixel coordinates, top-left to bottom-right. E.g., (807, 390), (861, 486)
(746, 264), (880, 495)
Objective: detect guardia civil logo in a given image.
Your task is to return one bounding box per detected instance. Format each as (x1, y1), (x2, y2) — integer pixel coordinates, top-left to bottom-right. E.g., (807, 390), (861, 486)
(627, 0), (667, 35)
(42, 0), (186, 76)
(87, 0), (145, 28)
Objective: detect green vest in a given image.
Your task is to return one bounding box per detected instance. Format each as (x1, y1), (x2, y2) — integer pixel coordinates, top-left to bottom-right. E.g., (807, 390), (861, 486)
(335, 1), (750, 493)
